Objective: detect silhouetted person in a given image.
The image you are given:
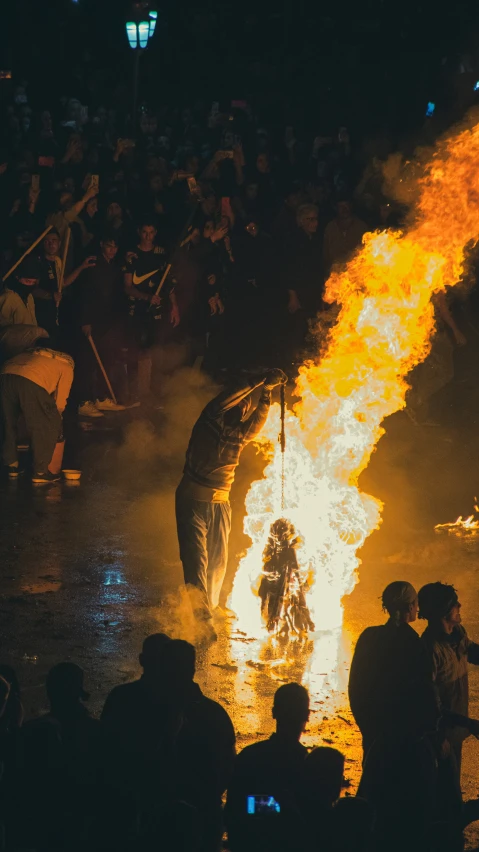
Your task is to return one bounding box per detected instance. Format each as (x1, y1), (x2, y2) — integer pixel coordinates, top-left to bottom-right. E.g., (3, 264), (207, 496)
(160, 639), (236, 852)
(349, 581), (434, 756)
(351, 584), (438, 852)
(101, 633), (176, 848)
(101, 632), (173, 758)
(300, 746), (372, 852)
(20, 663), (100, 851)
(225, 682), (309, 852)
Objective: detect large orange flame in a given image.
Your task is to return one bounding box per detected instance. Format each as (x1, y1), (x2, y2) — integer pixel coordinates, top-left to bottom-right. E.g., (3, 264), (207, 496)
(229, 117), (479, 640)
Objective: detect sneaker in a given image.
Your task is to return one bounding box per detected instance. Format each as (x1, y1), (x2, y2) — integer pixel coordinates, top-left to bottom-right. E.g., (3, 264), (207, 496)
(78, 401), (104, 418)
(32, 470), (61, 483)
(6, 463), (23, 479)
(95, 398), (126, 412)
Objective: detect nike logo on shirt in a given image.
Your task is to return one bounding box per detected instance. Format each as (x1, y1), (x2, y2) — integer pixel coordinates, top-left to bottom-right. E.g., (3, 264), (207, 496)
(132, 269), (160, 286)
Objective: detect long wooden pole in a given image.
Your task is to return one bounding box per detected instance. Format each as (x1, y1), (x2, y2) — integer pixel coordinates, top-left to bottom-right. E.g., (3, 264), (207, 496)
(87, 334), (117, 404)
(152, 262), (172, 298)
(2, 225), (52, 282)
(58, 227), (71, 295)
(56, 227), (71, 326)
(148, 201), (199, 309)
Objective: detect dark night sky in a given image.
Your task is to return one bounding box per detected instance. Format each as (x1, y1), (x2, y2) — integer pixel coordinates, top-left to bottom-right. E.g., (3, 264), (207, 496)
(2, 0), (479, 134)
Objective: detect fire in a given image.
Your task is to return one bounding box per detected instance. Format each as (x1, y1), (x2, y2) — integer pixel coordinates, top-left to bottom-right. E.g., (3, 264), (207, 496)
(229, 116), (479, 641)
(435, 499), (479, 536)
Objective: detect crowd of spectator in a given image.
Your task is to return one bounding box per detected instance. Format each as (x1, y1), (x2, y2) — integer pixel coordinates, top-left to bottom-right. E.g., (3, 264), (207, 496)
(0, 581), (478, 851)
(0, 79), (471, 476)
(0, 86), (378, 419)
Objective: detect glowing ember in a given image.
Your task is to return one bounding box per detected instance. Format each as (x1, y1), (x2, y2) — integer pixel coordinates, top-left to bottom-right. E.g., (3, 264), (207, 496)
(435, 499), (479, 536)
(230, 116), (479, 640)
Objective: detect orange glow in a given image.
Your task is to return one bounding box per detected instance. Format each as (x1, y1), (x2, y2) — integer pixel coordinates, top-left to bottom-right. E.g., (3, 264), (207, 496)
(230, 117), (479, 640)
(435, 499), (479, 536)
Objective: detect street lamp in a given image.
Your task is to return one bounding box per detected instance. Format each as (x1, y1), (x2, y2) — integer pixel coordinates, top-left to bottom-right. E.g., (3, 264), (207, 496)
(125, 4), (157, 130)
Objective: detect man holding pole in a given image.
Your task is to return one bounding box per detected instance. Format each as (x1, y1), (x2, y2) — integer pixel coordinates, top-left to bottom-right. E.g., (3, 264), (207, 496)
(77, 233), (126, 416)
(176, 369), (287, 641)
(34, 229), (96, 338)
(123, 221), (180, 402)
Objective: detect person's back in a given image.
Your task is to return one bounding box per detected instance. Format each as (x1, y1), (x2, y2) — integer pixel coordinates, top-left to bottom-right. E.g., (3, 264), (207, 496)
(225, 683), (309, 852)
(161, 640), (235, 852)
(348, 581), (434, 754)
(101, 633), (175, 792)
(2, 347), (74, 409)
(298, 747), (373, 852)
(19, 663), (100, 851)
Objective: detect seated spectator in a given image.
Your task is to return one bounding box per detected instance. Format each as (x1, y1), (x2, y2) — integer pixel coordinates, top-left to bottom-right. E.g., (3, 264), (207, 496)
(160, 639), (236, 852)
(299, 746), (373, 852)
(101, 632), (173, 761)
(19, 663), (101, 852)
(225, 682), (309, 852)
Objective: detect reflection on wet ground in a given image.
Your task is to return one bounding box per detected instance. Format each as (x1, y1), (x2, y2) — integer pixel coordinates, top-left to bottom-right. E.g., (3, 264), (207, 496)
(2, 380), (479, 845)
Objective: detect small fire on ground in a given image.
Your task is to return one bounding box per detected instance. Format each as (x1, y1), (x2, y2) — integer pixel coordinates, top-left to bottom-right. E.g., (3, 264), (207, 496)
(435, 500), (479, 536)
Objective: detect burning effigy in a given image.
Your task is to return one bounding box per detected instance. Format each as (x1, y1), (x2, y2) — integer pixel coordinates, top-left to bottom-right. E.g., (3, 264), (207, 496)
(258, 517), (314, 636)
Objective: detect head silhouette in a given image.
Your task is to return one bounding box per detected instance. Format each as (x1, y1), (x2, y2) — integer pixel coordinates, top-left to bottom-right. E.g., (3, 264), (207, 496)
(418, 582), (459, 624)
(272, 682), (310, 739)
(46, 662), (89, 712)
(161, 640), (196, 688)
(302, 746), (344, 807)
(381, 581), (418, 625)
(139, 632), (171, 678)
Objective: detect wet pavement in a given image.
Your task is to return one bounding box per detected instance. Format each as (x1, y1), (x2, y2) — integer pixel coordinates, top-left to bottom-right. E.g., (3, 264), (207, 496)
(2, 359), (479, 846)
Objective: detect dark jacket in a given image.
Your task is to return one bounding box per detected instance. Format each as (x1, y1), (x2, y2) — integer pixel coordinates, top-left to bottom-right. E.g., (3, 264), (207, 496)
(80, 253), (123, 331)
(281, 227), (324, 313)
(183, 380), (271, 493)
(225, 734), (307, 852)
(421, 623), (479, 746)
(349, 620), (435, 752)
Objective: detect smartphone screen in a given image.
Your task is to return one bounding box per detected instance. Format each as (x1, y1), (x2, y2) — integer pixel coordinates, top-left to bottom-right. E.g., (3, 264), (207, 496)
(90, 174), (99, 192)
(425, 102), (435, 117)
(246, 795), (281, 815)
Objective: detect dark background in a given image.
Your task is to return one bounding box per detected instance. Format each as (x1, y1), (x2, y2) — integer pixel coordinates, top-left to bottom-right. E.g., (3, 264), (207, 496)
(2, 0), (479, 143)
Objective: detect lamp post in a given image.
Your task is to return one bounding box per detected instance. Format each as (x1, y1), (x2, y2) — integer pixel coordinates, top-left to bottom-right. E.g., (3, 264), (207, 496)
(126, 4), (157, 133)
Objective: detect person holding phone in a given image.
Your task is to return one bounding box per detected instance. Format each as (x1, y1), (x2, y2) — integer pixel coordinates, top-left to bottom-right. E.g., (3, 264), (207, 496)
(225, 683), (310, 852)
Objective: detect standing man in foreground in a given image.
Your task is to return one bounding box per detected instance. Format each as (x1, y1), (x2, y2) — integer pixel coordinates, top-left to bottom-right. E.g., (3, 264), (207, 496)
(348, 581), (434, 757)
(176, 369), (287, 640)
